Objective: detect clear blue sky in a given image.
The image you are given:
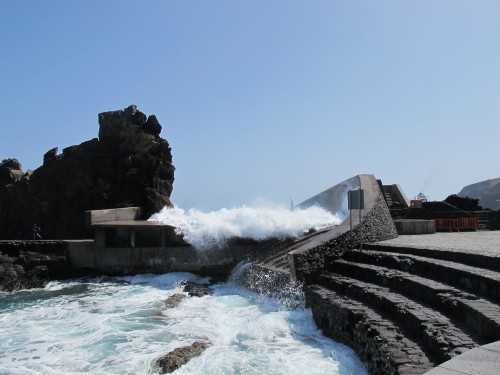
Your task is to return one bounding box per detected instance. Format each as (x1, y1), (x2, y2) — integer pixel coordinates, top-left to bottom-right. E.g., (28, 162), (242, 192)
(1, 1), (499, 211)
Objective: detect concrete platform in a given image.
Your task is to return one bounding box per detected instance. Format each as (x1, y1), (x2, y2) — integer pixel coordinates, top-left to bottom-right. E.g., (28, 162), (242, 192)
(375, 231), (500, 258)
(423, 340), (500, 375)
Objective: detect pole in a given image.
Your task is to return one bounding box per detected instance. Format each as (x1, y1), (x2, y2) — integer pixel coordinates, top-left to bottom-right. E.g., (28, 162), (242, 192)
(358, 188), (362, 250)
(349, 190), (353, 249)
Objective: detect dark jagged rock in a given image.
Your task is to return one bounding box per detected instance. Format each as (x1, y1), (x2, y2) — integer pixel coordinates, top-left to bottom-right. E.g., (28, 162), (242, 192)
(0, 241), (73, 291)
(0, 105), (175, 239)
(153, 341), (211, 374)
(181, 280), (213, 297)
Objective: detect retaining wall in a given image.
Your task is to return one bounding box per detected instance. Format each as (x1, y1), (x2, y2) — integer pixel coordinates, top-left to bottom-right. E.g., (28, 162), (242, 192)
(289, 174), (398, 283)
(66, 241), (258, 278)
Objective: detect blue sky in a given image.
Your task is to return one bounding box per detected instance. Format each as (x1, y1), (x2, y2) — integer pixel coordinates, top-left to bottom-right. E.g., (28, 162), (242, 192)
(1, 1), (499, 211)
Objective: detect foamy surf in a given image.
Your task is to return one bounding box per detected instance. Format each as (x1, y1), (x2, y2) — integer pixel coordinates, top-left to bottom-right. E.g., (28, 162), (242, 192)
(0, 272), (368, 375)
(149, 205), (342, 249)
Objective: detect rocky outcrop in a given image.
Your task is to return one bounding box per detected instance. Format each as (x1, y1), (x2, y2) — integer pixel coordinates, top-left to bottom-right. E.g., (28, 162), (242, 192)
(153, 341), (211, 374)
(0, 241), (74, 291)
(457, 177), (500, 210)
(0, 105), (175, 239)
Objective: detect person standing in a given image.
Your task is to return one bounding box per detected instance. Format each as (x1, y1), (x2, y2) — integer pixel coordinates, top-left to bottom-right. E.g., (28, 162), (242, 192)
(32, 224), (42, 240)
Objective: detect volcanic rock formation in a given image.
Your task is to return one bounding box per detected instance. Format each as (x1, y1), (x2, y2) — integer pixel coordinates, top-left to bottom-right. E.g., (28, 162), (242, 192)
(0, 105), (175, 239)
(457, 177), (500, 210)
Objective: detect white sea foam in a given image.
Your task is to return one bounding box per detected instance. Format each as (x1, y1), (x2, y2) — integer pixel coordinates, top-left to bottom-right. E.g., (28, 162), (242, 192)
(149, 205), (342, 249)
(0, 273), (368, 375)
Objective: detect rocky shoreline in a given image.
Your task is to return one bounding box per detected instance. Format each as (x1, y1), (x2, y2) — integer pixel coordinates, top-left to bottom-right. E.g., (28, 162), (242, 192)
(0, 240), (75, 292)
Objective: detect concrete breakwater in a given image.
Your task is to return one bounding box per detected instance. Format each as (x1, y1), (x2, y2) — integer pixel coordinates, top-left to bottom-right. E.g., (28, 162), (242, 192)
(243, 174), (500, 375)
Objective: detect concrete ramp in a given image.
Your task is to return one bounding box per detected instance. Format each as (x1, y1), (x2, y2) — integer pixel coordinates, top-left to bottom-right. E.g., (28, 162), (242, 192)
(250, 174), (397, 278)
(295, 175), (360, 220)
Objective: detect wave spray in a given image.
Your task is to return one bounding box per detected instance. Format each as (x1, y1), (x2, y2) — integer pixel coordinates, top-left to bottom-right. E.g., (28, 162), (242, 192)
(150, 205), (342, 249)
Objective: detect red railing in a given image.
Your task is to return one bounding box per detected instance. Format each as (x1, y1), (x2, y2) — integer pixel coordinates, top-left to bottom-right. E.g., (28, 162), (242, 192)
(434, 218), (479, 232)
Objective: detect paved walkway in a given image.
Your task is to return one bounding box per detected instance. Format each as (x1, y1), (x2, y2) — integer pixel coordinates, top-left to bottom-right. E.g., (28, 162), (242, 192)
(423, 340), (500, 375)
(375, 231), (500, 258)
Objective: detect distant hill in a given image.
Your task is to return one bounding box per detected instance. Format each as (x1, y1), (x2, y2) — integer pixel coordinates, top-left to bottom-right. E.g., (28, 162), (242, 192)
(457, 177), (500, 210)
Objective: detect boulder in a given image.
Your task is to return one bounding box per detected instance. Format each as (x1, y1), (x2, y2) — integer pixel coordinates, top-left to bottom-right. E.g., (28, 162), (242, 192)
(181, 280), (213, 297)
(164, 293), (186, 308)
(153, 341), (211, 374)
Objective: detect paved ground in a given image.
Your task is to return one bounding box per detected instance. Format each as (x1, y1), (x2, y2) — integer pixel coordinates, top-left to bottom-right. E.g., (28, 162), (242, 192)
(375, 231), (500, 257)
(423, 340), (500, 375)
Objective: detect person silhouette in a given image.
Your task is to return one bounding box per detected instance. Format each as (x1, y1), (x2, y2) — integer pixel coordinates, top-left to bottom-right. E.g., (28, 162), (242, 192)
(32, 224), (42, 240)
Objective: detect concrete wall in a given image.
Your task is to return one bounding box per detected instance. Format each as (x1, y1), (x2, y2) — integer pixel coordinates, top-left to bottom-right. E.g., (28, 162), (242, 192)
(289, 174), (398, 283)
(66, 241), (257, 278)
(394, 219), (436, 235)
(296, 174), (360, 220)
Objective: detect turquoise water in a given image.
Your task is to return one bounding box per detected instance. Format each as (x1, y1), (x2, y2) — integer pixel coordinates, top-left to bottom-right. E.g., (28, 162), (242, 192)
(0, 271), (367, 375)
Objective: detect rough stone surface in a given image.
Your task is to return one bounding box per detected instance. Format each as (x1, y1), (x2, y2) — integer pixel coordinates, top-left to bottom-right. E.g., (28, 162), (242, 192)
(0, 105), (175, 240)
(164, 293), (186, 308)
(181, 280), (213, 297)
(153, 341), (211, 374)
(0, 241), (74, 291)
(293, 192), (398, 283)
(306, 285), (435, 375)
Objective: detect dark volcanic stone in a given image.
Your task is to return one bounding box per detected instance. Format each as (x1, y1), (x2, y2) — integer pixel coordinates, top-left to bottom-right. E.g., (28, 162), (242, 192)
(164, 293), (186, 308)
(153, 341), (211, 374)
(181, 280), (213, 297)
(0, 105), (175, 239)
(1, 158), (22, 170)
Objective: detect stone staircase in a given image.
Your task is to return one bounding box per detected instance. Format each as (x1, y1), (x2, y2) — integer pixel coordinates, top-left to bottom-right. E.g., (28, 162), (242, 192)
(382, 185), (407, 209)
(307, 244), (500, 374)
(475, 210), (493, 230)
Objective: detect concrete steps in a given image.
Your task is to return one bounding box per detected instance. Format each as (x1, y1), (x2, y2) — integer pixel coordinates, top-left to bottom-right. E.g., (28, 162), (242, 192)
(343, 250), (500, 304)
(318, 274), (478, 363)
(328, 259), (500, 343)
(307, 284), (436, 375)
(309, 243), (500, 374)
(363, 243), (500, 273)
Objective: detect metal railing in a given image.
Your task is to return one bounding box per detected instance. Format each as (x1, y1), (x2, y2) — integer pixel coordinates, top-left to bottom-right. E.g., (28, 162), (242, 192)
(434, 218), (479, 232)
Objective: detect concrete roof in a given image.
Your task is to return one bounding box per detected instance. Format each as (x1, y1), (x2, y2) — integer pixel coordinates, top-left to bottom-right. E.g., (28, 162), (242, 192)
(423, 340), (500, 375)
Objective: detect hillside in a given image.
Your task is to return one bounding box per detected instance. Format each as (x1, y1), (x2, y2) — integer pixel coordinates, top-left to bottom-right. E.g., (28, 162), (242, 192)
(457, 177), (500, 210)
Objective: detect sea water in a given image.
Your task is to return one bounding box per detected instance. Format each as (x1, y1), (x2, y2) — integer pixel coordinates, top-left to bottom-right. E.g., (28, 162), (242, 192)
(0, 206), (367, 374)
(0, 271), (367, 375)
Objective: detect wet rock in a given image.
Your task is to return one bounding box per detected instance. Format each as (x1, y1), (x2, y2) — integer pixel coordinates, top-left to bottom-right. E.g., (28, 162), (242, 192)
(164, 293), (186, 308)
(153, 341), (211, 374)
(0, 241), (73, 291)
(15, 264), (25, 275)
(181, 280), (213, 297)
